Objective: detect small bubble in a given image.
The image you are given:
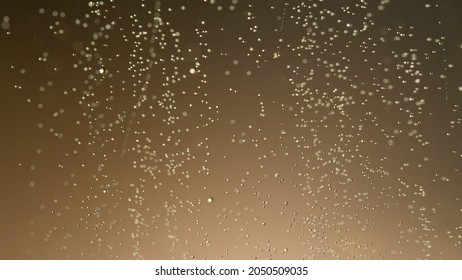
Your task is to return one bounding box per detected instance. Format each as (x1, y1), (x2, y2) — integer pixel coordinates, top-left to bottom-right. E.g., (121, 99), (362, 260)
(98, 67), (108, 75)
(207, 197), (214, 203)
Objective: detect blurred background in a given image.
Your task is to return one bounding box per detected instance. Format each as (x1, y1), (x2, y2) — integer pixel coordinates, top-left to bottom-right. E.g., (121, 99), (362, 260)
(0, 0), (461, 259)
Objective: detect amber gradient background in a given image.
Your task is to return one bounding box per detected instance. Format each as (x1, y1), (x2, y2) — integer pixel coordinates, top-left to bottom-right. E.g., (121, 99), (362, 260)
(1, 0), (462, 259)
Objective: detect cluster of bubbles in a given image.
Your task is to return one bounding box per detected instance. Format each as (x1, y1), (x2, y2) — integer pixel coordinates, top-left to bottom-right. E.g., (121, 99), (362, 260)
(3, 0), (462, 259)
